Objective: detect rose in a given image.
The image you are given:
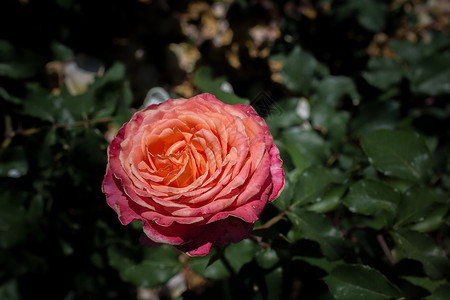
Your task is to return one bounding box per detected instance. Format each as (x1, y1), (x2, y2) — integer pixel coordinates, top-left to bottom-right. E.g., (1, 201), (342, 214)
(102, 93), (284, 256)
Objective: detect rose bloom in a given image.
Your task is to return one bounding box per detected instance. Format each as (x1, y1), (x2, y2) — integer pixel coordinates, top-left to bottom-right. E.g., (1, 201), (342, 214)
(102, 93), (284, 256)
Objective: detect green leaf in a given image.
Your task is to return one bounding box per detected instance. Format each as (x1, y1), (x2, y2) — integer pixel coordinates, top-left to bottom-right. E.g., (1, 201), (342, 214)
(365, 211), (395, 230)
(0, 87), (22, 104)
(313, 76), (360, 106)
(338, 143), (367, 171)
(0, 40), (44, 79)
(265, 97), (302, 138)
(409, 204), (449, 232)
(350, 100), (400, 136)
(189, 250), (230, 280)
(0, 191), (28, 248)
(334, 0), (386, 32)
(283, 128), (331, 168)
(287, 207), (349, 260)
(272, 169), (300, 210)
(193, 67), (249, 105)
(388, 34), (450, 97)
(279, 46), (328, 94)
(291, 167), (343, 207)
(361, 129), (433, 182)
(23, 88), (60, 123)
(107, 244), (182, 288)
(96, 62), (125, 83)
(311, 104), (350, 148)
(264, 267), (283, 300)
(51, 42), (74, 61)
(408, 52), (450, 97)
(306, 185), (346, 213)
(400, 276), (446, 293)
(68, 129), (108, 186)
(355, 0), (387, 32)
(282, 140), (307, 173)
(24, 126), (57, 169)
(224, 239), (257, 273)
(429, 285), (450, 300)
(391, 228), (449, 280)
(324, 264), (402, 300)
(343, 179), (401, 217)
(294, 256), (344, 273)
(362, 57), (403, 90)
(0, 280), (20, 300)
(255, 248), (279, 269)
(394, 186), (447, 228)
(388, 39), (434, 65)
(73, 62), (129, 120)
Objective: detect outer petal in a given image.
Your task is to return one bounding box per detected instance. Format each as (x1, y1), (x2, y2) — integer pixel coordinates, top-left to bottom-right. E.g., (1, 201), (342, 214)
(181, 217), (254, 256)
(102, 167), (142, 225)
(268, 144), (285, 201)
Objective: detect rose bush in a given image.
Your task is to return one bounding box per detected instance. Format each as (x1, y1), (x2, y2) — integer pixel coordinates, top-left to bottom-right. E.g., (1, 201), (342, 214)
(102, 93), (284, 256)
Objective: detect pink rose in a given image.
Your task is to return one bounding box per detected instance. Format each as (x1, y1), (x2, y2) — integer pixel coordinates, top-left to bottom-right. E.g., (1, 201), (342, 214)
(102, 93), (284, 256)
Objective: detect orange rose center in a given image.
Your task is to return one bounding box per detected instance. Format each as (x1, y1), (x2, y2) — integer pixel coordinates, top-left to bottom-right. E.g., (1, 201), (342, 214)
(141, 126), (210, 188)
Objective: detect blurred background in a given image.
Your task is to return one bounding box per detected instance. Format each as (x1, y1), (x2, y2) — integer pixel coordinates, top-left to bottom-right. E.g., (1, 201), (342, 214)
(1, 0), (449, 299)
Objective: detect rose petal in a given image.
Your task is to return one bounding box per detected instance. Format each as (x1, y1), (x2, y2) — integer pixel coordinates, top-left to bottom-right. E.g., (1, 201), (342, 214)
(268, 144), (285, 201)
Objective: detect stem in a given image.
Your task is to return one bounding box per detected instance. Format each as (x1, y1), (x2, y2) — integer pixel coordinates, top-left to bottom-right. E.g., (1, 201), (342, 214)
(377, 234), (395, 264)
(254, 210), (287, 230)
